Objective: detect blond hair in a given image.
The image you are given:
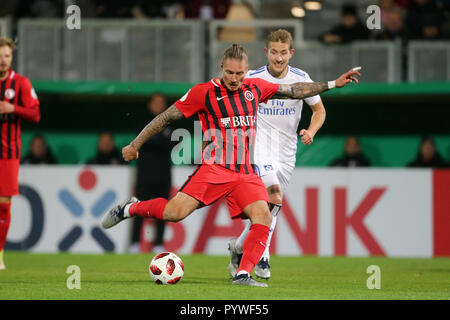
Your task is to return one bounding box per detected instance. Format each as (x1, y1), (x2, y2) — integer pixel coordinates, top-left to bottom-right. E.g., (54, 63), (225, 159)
(267, 29), (293, 49)
(0, 37), (17, 51)
(222, 44), (248, 64)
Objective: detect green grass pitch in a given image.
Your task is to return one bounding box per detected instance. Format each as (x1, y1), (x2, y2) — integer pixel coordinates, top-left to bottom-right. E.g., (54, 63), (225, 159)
(0, 252), (449, 300)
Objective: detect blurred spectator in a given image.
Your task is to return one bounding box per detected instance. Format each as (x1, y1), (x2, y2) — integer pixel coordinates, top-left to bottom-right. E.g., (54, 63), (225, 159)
(183, 0), (231, 19)
(14, 0), (64, 18)
(374, 7), (408, 41)
(330, 136), (371, 167)
(86, 131), (126, 165)
(319, 3), (370, 44)
(130, 93), (174, 253)
(92, 0), (133, 18)
(405, 0), (445, 39)
(408, 136), (448, 168)
(0, 0), (20, 17)
(130, 0), (183, 19)
(21, 135), (57, 165)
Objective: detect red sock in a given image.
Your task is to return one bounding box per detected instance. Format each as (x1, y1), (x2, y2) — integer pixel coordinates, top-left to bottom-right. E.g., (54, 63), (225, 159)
(0, 202), (11, 251)
(237, 224), (270, 274)
(129, 198), (167, 220)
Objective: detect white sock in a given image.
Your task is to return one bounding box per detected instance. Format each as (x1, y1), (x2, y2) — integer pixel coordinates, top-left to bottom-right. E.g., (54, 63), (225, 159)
(236, 270), (249, 277)
(262, 214), (277, 260)
(235, 219), (251, 252)
(123, 203), (132, 218)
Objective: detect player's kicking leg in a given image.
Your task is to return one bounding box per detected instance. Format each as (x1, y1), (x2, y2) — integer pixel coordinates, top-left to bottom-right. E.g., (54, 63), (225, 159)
(102, 192), (200, 229)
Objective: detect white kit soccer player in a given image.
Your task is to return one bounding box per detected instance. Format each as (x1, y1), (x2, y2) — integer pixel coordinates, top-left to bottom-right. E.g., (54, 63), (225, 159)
(250, 64), (321, 192)
(228, 65), (322, 278)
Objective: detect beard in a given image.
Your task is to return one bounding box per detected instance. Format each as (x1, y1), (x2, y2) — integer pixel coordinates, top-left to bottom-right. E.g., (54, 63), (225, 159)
(268, 63), (287, 77)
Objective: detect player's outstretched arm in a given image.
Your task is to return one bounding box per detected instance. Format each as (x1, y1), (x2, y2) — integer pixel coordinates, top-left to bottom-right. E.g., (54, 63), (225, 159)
(122, 104), (184, 162)
(273, 67), (361, 100)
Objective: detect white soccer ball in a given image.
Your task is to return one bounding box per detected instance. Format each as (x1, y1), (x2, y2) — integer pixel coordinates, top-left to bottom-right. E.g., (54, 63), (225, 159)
(149, 252), (184, 285)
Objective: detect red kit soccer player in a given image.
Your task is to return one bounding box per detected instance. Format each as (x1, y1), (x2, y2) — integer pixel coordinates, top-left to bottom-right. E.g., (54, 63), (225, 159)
(102, 44), (360, 287)
(0, 38), (40, 270)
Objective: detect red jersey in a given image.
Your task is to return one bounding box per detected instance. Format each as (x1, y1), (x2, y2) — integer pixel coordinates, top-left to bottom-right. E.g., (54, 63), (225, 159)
(175, 77), (278, 174)
(0, 69), (40, 160)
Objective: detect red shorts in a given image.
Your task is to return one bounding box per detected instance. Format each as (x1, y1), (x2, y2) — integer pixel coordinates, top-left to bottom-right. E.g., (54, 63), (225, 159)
(0, 159), (20, 196)
(179, 164), (269, 219)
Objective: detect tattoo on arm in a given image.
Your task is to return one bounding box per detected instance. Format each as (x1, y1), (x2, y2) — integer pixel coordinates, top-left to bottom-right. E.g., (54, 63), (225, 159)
(131, 104), (184, 150)
(272, 82), (330, 100)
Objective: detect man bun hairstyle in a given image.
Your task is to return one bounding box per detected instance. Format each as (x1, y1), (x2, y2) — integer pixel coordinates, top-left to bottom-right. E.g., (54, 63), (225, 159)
(222, 44), (248, 64)
(267, 29), (294, 50)
(0, 37), (17, 51)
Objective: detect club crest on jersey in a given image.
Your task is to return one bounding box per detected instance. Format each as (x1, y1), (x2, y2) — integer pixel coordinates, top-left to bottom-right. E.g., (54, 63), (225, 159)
(5, 88), (15, 100)
(244, 90), (254, 101)
(221, 117), (231, 129)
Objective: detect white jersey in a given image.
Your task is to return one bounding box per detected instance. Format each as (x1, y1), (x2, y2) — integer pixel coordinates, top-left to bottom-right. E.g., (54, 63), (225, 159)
(247, 65), (321, 171)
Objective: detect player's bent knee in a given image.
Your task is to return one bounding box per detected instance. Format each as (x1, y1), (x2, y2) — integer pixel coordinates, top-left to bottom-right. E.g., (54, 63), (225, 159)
(270, 194), (283, 206)
(244, 200), (272, 227)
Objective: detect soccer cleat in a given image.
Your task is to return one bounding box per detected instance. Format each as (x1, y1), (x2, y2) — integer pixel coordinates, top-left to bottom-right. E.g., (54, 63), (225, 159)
(102, 197), (138, 229)
(254, 257), (271, 280)
(227, 238), (243, 278)
(232, 273), (268, 287)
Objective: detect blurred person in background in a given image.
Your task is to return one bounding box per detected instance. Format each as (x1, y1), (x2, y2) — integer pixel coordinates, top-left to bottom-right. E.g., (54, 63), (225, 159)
(130, 0), (184, 19)
(374, 7), (409, 42)
(86, 131), (126, 165)
(0, 37), (40, 270)
(330, 135), (371, 167)
(405, 0), (445, 39)
(408, 135), (448, 168)
(92, 0), (133, 18)
(130, 93), (174, 254)
(373, 6), (409, 79)
(21, 134), (57, 164)
(320, 3), (370, 44)
(182, 0), (231, 19)
(14, 0), (64, 18)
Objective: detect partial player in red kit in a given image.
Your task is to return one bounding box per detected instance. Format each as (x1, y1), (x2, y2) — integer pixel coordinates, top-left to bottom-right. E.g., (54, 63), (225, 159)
(102, 44), (359, 287)
(0, 37), (40, 270)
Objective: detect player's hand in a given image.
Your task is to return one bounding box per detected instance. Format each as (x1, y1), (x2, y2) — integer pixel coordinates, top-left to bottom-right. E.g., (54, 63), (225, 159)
(299, 129), (314, 145)
(122, 144), (139, 162)
(335, 67), (361, 88)
(0, 101), (14, 114)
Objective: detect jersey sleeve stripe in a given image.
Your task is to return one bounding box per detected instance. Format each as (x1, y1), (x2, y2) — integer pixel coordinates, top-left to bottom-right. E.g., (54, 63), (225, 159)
(249, 70), (265, 76)
(290, 68), (306, 77)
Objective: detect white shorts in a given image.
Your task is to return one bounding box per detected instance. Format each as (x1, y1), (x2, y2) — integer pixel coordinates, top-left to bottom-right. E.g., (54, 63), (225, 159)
(254, 161), (295, 194)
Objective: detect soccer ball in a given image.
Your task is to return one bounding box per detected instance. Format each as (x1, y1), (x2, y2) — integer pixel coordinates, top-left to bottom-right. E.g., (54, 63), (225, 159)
(149, 252), (184, 285)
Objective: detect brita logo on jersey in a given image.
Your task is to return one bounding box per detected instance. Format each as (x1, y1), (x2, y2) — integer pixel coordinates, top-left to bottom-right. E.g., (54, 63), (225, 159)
(220, 115), (256, 129)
